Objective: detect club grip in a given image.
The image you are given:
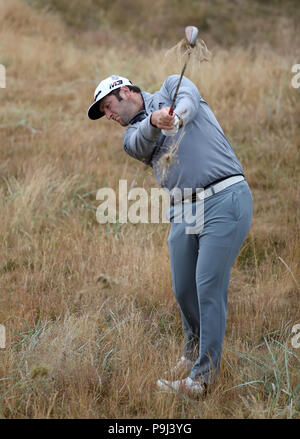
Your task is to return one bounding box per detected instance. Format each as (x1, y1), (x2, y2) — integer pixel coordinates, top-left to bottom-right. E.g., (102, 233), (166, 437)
(169, 107), (174, 116)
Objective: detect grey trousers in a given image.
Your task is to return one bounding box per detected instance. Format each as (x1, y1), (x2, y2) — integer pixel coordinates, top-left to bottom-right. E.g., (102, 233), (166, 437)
(167, 180), (253, 384)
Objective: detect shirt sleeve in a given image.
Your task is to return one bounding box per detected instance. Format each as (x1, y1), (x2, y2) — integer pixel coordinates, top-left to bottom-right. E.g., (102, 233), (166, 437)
(123, 114), (161, 165)
(123, 75), (201, 165)
(163, 75), (201, 125)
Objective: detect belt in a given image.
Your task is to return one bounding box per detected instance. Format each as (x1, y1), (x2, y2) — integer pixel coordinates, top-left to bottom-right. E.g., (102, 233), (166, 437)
(171, 175), (245, 206)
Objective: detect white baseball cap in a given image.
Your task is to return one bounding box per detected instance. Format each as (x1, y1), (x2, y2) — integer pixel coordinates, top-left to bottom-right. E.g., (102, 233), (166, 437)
(87, 75), (133, 120)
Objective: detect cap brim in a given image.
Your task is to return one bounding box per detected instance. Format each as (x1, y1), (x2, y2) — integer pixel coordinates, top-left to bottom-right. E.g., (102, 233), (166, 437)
(87, 100), (104, 120)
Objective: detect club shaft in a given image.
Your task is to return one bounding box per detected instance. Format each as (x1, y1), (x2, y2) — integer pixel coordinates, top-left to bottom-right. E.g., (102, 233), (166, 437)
(169, 52), (191, 115)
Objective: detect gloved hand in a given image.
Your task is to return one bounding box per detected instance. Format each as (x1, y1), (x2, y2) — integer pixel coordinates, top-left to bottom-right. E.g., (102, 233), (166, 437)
(162, 114), (181, 137)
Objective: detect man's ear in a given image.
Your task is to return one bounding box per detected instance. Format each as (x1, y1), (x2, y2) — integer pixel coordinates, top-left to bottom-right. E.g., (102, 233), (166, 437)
(119, 86), (130, 99)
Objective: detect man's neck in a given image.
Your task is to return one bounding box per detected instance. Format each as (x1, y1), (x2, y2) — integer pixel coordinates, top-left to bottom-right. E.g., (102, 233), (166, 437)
(131, 92), (144, 112)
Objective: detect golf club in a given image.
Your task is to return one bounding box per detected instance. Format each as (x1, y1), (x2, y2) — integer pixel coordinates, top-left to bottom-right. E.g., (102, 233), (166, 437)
(169, 26), (199, 116)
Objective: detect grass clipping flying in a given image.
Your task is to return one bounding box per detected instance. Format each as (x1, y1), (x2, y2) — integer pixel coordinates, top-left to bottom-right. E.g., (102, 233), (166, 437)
(158, 37), (211, 182)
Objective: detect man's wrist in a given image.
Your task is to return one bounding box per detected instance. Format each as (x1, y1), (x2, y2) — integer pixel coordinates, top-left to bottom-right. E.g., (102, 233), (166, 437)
(150, 113), (158, 127)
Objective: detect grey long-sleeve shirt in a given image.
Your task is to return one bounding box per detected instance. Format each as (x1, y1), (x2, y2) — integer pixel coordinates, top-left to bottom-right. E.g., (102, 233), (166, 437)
(123, 75), (244, 194)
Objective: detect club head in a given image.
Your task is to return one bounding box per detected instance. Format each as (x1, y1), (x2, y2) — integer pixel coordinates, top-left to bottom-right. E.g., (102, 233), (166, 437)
(185, 26), (198, 47)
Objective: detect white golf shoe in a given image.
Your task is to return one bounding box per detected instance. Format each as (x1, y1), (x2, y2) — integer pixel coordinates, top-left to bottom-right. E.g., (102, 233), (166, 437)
(164, 356), (194, 377)
(157, 376), (206, 394)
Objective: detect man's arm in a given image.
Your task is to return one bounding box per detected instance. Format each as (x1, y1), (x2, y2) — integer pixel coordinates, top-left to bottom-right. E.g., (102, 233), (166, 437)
(123, 115), (161, 165)
(123, 104), (177, 165)
(123, 75), (201, 164)
(163, 75), (201, 125)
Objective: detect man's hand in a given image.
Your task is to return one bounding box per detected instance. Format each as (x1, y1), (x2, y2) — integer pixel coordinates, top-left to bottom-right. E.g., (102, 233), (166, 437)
(150, 107), (182, 135)
(162, 114), (181, 136)
(151, 107), (175, 130)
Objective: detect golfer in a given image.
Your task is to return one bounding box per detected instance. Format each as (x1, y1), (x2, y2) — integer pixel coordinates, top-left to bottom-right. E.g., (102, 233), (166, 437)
(87, 74), (253, 394)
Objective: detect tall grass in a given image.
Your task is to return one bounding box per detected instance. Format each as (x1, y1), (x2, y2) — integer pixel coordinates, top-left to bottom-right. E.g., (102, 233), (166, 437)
(0, 0), (299, 418)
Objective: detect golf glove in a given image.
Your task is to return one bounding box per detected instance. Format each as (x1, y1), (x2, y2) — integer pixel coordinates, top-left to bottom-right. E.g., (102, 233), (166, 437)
(162, 114), (181, 137)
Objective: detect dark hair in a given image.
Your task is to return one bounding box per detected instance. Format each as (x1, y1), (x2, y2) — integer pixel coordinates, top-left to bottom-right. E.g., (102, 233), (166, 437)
(109, 85), (141, 101)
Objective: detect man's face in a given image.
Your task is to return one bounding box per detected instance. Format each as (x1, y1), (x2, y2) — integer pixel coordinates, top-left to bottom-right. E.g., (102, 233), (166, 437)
(99, 88), (137, 126)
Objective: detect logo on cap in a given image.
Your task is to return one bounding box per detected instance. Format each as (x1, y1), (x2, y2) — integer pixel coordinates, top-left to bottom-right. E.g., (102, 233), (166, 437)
(109, 79), (123, 90)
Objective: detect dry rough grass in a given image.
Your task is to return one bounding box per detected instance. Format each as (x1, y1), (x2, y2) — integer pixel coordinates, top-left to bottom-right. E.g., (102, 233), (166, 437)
(0, 0), (299, 419)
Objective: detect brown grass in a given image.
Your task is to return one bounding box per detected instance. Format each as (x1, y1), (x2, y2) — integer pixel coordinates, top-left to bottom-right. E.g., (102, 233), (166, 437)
(0, 0), (299, 419)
